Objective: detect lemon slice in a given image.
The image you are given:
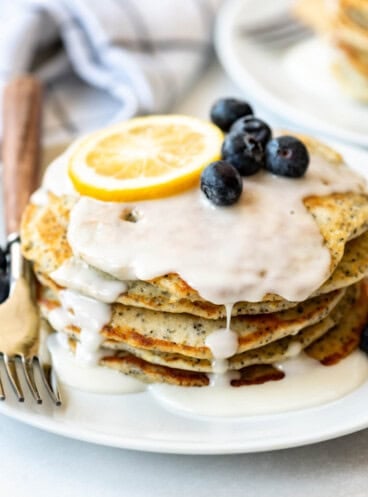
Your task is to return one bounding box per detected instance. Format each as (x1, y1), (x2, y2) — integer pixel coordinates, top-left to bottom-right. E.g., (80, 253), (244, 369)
(68, 115), (223, 201)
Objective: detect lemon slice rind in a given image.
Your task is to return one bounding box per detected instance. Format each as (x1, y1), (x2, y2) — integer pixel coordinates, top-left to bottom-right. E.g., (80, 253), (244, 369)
(68, 115), (223, 201)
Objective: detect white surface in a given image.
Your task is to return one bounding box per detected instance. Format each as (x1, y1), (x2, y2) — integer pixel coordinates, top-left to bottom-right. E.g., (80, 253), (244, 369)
(48, 334), (145, 394)
(149, 352), (368, 417)
(215, 0), (368, 147)
(2, 63), (368, 495)
(2, 415), (368, 497)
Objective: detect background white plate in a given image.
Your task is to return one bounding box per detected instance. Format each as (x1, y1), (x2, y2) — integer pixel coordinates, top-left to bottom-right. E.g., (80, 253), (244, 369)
(1, 141), (368, 455)
(215, 0), (368, 147)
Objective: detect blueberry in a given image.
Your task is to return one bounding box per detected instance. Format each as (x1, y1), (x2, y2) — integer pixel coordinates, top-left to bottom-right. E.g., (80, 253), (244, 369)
(265, 136), (309, 178)
(0, 247), (8, 273)
(200, 161), (243, 206)
(230, 116), (272, 148)
(210, 98), (253, 132)
(221, 132), (264, 176)
(360, 324), (368, 354)
(0, 273), (9, 303)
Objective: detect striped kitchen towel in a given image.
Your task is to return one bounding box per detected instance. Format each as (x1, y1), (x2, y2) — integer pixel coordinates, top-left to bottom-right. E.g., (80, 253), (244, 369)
(0, 0), (221, 143)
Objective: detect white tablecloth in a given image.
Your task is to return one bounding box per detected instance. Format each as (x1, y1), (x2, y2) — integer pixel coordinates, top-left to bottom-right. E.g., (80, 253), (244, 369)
(1, 63), (367, 497)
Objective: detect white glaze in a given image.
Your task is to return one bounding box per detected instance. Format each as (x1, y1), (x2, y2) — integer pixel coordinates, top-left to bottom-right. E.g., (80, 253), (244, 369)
(48, 334), (145, 394)
(205, 330), (238, 362)
(205, 304), (239, 386)
(43, 148), (77, 197)
(67, 154), (366, 304)
(30, 189), (50, 206)
(50, 257), (127, 303)
(48, 307), (70, 332)
(149, 352), (368, 417)
(48, 289), (110, 366)
(30, 146), (78, 207)
(283, 341), (303, 359)
(30, 148), (78, 206)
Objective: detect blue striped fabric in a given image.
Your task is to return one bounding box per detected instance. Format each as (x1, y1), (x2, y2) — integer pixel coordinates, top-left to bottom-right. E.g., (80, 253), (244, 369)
(0, 0), (221, 142)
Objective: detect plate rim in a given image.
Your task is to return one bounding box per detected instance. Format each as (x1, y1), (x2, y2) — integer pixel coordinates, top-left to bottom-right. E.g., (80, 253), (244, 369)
(1, 397), (368, 455)
(214, 0), (368, 148)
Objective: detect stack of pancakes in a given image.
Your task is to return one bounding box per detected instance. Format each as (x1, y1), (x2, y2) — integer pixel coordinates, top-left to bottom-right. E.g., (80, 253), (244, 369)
(20, 137), (368, 388)
(295, 0), (368, 101)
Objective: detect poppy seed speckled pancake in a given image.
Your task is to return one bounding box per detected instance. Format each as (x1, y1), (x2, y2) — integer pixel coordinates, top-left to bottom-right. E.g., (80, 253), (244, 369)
(23, 197), (368, 319)
(33, 225), (368, 319)
(34, 270), (300, 318)
(51, 313), (335, 373)
(64, 337), (285, 387)
(41, 284), (354, 373)
(39, 285), (345, 359)
(22, 186), (368, 319)
(55, 283), (365, 386)
(306, 282), (368, 364)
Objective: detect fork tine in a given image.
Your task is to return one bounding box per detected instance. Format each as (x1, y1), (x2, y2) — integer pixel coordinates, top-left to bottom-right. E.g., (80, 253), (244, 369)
(49, 367), (62, 407)
(239, 13), (296, 36)
(240, 23), (310, 41)
(256, 23), (310, 40)
(238, 12), (312, 48)
(17, 355), (42, 404)
(33, 357), (62, 406)
(1, 353), (24, 402)
(0, 369), (5, 400)
(258, 28), (311, 48)
(244, 26), (311, 49)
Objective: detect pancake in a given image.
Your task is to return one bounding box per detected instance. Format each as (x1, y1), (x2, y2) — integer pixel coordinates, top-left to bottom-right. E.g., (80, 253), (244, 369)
(33, 227), (368, 319)
(332, 0), (368, 52)
(65, 337), (285, 387)
(55, 282), (365, 387)
(306, 281), (368, 364)
(337, 41), (368, 78)
(34, 269), (300, 318)
(332, 49), (368, 101)
(293, 0), (332, 34)
(295, 0), (368, 50)
(53, 312), (335, 373)
(295, 0), (368, 100)
(232, 282), (360, 368)
(230, 365), (285, 387)
(102, 354), (285, 387)
(22, 191), (368, 317)
(42, 283), (354, 373)
(40, 285), (345, 359)
(102, 353), (285, 387)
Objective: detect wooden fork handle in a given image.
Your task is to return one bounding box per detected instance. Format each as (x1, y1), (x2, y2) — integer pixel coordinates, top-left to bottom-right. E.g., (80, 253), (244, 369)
(2, 76), (42, 236)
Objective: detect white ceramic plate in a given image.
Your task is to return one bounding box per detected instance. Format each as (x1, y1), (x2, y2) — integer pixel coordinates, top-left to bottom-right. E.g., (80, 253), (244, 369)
(215, 0), (368, 147)
(1, 143), (368, 455)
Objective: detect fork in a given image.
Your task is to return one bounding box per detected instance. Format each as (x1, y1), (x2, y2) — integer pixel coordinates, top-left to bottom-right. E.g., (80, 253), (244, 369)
(0, 353), (61, 405)
(0, 76), (61, 406)
(238, 10), (312, 49)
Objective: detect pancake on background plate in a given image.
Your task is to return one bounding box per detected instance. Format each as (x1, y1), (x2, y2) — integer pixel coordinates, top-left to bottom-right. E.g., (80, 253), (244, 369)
(295, 0), (368, 101)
